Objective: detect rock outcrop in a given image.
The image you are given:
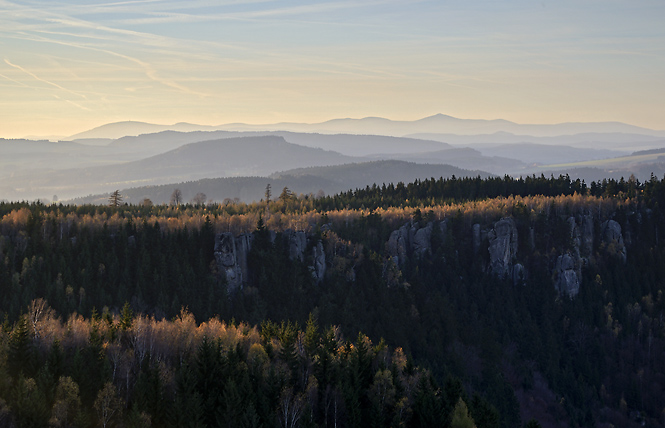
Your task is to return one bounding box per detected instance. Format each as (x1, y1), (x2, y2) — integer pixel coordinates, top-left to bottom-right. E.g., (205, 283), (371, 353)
(386, 221), (436, 268)
(214, 232), (251, 292)
(284, 230), (307, 262)
(387, 224), (410, 268)
(413, 223), (433, 256)
(602, 220), (626, 261)
(284, 229), (326, 283)
(234, 233), (253, 287)
(513, 263), (526, 285)
(383, 214), (628, 297)
(311, 241), (326, 283)
(554, 253), (581, 297)
(215, 212), (629, 299)
(215, 230), (327, 290)
(488, 218), (519, 278)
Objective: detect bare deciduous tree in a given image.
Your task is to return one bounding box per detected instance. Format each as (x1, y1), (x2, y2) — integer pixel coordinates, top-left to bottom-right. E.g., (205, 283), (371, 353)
(278, 387), (305, 428)
(191, 192), (207, 205)
(170, 189), (182, 206)
(94, 383), (124, 428)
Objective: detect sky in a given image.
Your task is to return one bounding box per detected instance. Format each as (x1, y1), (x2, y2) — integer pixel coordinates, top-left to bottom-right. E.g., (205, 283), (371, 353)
(1, 0), (664, 138)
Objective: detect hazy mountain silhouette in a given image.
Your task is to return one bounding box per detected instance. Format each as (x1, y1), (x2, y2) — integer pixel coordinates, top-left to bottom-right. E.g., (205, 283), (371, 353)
(69, 160), (492, 205)
(406, 132), (665, 152)
(109, 130), (450, 157)
(475, 143), (625, 165)
(6, 118), (665, 204)
(0, 138), (121, 173)
(269, 160), (491, 188)
(68, 121), (221, 140)
(269, 132), (450, 156)
(3, 136), (355, 202)
(219, 114), (665, 138)
(67, 115), (665, 140)
(364, 147), (526, 175)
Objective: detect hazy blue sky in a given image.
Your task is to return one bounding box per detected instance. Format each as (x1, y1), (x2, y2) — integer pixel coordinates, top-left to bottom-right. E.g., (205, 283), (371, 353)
(1, 0), (664, 137)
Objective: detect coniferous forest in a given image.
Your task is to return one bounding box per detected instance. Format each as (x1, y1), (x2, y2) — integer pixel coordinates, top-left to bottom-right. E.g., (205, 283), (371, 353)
(2, 174), (665, 427)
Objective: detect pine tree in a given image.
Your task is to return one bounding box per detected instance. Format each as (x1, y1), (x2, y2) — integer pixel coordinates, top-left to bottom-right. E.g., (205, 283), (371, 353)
(109, 190), (123, 207)
(119, 302), (133, 331)
(265, 184), (272, 210)
(523, 419), (542, 428)
(451, 398), (477, 428)
(169, 363), (205, 428)
(8, 315), (33, 377)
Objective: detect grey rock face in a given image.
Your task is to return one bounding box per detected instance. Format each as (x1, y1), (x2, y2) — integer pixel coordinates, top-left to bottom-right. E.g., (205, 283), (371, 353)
(214, 233), (244, 292)
(550, 216), (586, 297)
(413, 223), (433, 256)
(549, 216), (624, 298)
(284, 229), (307, 262)
(311, 241), (326, 283)
(602, 220), (626, 261)
(512, 263), (526, 285)
(386, 221), (434, 268)
(387, 224), (410, 268)
(565, 214), (594, 259)
(488, 218), (518, 277)
(215, 233), (236, 267)
(568, 217), (580, 251)
(234, 233), (253, 287)
(554, 253), (580, 297)
(215, 230), (327, 290)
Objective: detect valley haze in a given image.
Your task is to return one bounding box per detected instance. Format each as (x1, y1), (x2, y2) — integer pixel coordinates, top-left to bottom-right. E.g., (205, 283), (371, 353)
(2, 114), (665, 204)
(3, 1), (665, 427)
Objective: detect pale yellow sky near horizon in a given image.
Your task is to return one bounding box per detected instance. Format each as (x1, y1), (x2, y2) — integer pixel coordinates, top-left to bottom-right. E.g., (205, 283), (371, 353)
(1, 0), (664, 138)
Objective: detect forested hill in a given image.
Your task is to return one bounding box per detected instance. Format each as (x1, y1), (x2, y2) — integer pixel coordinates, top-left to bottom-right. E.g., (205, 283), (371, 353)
(1, 174), (665, 427)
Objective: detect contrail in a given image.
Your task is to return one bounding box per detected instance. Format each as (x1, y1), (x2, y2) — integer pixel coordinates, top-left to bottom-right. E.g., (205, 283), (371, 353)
(0, 72), (30, 87)
(51, 94), (91, 111)
(4, 58), (87, 99)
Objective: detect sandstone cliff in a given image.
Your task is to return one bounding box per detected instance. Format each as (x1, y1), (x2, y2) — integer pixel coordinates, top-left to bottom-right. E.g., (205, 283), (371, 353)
(214, 229), (326, 291)
(217, 212), (628, 298)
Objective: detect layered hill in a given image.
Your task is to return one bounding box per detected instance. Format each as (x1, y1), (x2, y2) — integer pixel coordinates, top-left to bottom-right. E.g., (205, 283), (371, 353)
(70, 160), (491, 205)
(5, 136), (355, 201)
(5, 115), (665, 204)
(68, 114), (665, 140)
(108, 130), (451, 157)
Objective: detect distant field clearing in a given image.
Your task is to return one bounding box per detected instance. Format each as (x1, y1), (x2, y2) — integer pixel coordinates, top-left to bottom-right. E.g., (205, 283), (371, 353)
(537, 152), (665, 169)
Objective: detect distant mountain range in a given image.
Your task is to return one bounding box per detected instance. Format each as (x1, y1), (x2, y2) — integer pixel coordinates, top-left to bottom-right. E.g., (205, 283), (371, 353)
(68, 114), (665, 140)
(3, 115), (665, 204)
(3, 136), (355, 201)
(70, 160), (491, 205)
(107, 130), (451, 157)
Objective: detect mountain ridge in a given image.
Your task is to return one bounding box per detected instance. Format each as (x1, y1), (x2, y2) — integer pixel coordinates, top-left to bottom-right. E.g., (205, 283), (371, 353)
(67, 115), (665, 140)
(68, 159), (492, 205)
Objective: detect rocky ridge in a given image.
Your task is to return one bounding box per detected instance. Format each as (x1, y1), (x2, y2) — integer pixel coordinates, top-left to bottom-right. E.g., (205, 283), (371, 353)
(216, 213), (628, 297)
(383, 214), (628, 297)
(214, 229), (326, 291)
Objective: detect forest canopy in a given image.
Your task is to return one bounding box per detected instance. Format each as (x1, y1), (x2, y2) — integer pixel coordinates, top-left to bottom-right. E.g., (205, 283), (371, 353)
(1, 173), (665, 427)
